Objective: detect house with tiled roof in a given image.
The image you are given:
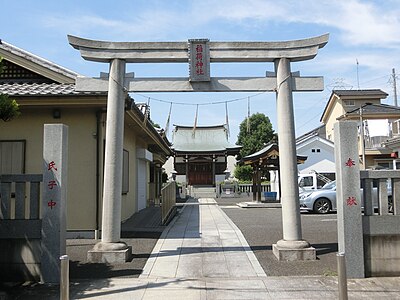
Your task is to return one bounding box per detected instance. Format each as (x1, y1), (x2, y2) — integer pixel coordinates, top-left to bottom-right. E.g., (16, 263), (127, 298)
(320, 89), (400, 169)
(0, 40), (171, 237)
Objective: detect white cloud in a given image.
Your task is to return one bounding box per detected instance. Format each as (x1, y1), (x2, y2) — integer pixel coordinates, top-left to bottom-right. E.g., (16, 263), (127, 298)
(40, 0), (400, 48)
(192, 0), (400, 47)
(317, 0), (400, 47)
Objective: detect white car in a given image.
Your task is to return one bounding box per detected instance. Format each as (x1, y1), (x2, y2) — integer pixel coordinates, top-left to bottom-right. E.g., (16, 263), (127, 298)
(299, 181), (337, 213)
(299, 180), (392, 214)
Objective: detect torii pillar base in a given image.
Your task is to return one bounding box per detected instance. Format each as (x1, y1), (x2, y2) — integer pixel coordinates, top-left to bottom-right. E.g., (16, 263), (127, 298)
(88, 242), (132, 264)
(273, 240), (316, 261)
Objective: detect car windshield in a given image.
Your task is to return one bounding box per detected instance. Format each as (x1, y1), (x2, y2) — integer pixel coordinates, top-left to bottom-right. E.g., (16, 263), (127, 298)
(322, 181), (336, 190)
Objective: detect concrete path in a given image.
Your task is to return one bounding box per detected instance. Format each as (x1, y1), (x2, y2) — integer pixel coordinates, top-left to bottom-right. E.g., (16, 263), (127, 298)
(15, 198), (399, 299)
(140, 198), (266, 279)
(71, 198), (400, 299)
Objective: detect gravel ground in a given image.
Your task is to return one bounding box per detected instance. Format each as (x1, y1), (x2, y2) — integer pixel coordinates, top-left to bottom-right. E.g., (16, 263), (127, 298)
(218, 197), (338, 276)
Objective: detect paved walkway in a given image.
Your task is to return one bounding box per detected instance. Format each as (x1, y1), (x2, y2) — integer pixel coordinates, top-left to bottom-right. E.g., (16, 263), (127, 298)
(73, 198), (400, 299)
(140, 198), (265, 279)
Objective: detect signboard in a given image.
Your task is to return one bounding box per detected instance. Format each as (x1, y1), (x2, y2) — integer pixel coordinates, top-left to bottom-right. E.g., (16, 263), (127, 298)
(188, 39), (210, 82)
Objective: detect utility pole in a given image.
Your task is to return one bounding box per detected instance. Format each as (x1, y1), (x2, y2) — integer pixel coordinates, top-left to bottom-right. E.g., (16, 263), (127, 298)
(356, 59), (360, 90)
(392, 68), (398, 107)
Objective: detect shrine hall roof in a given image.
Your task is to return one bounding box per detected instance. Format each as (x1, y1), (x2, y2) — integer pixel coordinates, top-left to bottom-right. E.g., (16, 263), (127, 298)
(171, 125), (241, 154)
(241, 142), (307, 166)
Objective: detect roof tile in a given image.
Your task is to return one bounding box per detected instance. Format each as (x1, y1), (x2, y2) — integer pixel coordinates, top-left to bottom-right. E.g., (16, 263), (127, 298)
(0, 83), (105, 96)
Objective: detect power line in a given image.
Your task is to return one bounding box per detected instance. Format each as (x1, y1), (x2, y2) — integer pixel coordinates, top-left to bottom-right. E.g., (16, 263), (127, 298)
(360, 74), (390, 87)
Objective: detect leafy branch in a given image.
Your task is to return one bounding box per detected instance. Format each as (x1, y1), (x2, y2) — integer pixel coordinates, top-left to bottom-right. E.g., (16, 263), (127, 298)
(0, 57), (21, 122)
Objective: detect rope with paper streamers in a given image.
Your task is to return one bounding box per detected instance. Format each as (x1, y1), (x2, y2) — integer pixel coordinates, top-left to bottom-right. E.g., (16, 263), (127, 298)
(163, 102), (173, 138)
(132, 91), (266, 107)
(225, 101), (230, 137)
(132, 92), (267, 138)
(192, 104), (199, 137)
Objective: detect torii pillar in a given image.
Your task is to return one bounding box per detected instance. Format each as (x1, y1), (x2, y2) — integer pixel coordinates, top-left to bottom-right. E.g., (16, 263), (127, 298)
(90, 58), (132, 263)
(273, 58), (316, 260)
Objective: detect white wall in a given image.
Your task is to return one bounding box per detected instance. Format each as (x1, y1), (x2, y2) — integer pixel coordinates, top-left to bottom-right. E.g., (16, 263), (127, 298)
(297, 138), (335, 173)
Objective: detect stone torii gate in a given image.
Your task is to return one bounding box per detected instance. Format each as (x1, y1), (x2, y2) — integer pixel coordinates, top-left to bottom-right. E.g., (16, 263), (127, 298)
(69, 34), (329, 262)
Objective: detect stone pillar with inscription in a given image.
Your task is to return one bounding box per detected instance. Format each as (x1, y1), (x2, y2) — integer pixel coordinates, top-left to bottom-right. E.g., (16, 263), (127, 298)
(41, 124), (68, 283)
(334, 121), (365, 278)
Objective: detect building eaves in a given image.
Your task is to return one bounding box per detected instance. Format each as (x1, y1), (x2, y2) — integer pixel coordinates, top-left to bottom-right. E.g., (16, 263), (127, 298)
(382, 136), (400, 148)
(129, 100), (172, 153)
(0, 83), (106, 96)
(296, 125), (325, 144)
(338, 103), (400, 119)
(332, 89), (388, 98)
(296, 135), (334, 151)
(241, 142), (307, 165)
(173, 124), (227, 130)
(242, 143), (277, 161)
(320, 89), (388, 122)
(0, 40), (79, 80)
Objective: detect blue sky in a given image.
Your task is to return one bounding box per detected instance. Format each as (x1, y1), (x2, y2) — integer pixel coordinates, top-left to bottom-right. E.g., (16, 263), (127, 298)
(2, 0), (400, 142)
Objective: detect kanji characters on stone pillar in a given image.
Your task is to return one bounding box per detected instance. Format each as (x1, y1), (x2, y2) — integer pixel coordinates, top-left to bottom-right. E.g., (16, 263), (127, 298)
(344, 157), (358, 209)
(346, 196), (358, 206)
(345, 158), (355, 167)
(47, 200), (57, 209)
(46, 161), (58, 210)
(48, 160), (58, 171)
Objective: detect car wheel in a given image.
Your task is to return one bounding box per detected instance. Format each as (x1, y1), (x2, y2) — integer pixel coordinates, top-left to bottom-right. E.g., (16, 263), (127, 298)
(313, 198), (331, 214)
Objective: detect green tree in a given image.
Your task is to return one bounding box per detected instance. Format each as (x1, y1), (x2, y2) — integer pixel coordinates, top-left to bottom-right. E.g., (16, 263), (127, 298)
(0, 95), (20, 121)
(234, 113), (275, 182)
(0, 57), (20, 122)
(236, 113), (275, 158)
(233, 164), (253, 182)
(150, 120), (161, 128)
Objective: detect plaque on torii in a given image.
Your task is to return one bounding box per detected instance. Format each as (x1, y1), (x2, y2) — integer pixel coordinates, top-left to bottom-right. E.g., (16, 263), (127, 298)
(69, 34), (328, 262)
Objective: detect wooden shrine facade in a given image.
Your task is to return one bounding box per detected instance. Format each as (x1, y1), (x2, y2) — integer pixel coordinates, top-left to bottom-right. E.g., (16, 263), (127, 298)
(241, 143), (307, 201)
(171, 125), (241, 186)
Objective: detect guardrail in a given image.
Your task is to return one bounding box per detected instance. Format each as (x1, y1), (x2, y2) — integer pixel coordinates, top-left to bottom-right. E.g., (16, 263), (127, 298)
(360, 170), (399, 216)
(161, 181), (176, 225)
(0, 174), (43, 282)
(359, 170), (400, 277)
(0, 174), (42, 220)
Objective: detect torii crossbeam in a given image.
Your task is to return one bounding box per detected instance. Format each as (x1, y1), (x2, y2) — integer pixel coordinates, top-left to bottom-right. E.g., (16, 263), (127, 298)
(69, 34), (329, 262)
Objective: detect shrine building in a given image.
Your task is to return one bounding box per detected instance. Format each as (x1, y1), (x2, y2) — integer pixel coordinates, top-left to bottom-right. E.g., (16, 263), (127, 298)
(171, 125), (241, 186)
